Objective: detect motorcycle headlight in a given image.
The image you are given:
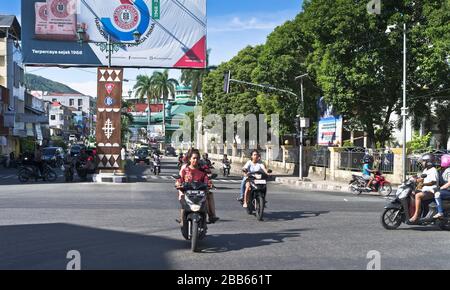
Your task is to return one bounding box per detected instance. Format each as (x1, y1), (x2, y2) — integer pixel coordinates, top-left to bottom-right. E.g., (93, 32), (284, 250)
(185, 195), (204, 212)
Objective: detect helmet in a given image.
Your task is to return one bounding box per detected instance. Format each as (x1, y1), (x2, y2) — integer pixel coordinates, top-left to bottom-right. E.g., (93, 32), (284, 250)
(421, 153), (434, 167)
(362, 155), (374, 164)
(441, 154), (450, 168)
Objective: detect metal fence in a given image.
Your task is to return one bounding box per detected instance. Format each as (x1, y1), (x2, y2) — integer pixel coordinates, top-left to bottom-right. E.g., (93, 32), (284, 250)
(309, 146), (330, 168)
(339, 147), (394, 174)
(407, 149), (449, 174)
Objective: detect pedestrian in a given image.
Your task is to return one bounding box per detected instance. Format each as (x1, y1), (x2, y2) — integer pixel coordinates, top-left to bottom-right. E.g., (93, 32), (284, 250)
(121, 146), (127, 170)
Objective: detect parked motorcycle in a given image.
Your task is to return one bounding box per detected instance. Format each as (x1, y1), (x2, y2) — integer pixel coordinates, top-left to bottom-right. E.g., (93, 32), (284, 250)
(241, 169), (272, 221)
(18, 161), (57, 183)
(381, 174), (450, 230)
(349, 171), (392, 196)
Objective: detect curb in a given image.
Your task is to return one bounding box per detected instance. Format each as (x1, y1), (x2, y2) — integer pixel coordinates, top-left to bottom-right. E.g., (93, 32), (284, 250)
(275, 177), (386, 196)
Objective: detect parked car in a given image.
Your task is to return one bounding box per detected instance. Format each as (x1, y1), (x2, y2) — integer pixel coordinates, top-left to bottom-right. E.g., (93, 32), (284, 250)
(134, 148), (150, 165)
(42, 147), (65, 167)
(69, 144), (85, 157)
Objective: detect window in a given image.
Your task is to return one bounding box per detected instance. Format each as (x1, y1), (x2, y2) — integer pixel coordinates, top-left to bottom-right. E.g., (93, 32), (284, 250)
(78, 107), (83, 111)
(69, 99), (74, 106)
(60, 115), (63, 121)
(78, 99), (83, 106)
(50, 115), (56, 120)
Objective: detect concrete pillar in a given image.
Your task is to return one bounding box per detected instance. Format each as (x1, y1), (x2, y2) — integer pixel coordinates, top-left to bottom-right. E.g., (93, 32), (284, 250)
(392, 148), (403, 184)
(328, 147), (342, 181)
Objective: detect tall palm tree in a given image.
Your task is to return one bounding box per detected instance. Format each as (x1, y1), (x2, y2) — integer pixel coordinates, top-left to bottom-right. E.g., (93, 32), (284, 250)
(133, 74), (157, 141)
(180, 49), (214, 101)
(152, 70), (179, 137)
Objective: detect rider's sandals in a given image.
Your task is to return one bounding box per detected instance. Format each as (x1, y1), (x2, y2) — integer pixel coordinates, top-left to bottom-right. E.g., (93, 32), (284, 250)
(433, 213), (444, 219)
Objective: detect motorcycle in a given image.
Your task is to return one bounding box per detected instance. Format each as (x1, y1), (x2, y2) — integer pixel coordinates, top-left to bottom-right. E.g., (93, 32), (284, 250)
(152, 158), (161, 175)
(381, 174), (450, 231)
(175, 179), (210, 252)
(18, 161), (57, 183)
(349, 171), (392, 196)
(223, 161), (231, 177)
(76, 157), (96, 182)
(62, 159), (75, 182)
(241, 169), (272, 221)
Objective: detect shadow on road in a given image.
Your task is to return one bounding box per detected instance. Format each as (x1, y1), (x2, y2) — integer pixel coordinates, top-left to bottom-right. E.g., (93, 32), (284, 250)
(200, 229), (306, 253)
(0, 223), (184, 270)
(262, 210), (330, 222)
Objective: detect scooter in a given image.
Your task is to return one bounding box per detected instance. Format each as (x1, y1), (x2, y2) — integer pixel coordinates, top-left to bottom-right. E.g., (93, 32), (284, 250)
(223, 161), (231, 177)
(152, 158), (161, 175)
(349, 171), (392, 196)
(240, 169), (272, 221)
(381, 174), (450, 230)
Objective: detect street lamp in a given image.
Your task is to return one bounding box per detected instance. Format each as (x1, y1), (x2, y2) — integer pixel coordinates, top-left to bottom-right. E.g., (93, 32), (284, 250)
(77, 27), (141, 68)
(386, 23), (408, 181)
(295, 73), (309, 180)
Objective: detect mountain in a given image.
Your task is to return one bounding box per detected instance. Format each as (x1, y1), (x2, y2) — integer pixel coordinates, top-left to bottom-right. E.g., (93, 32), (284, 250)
(25, 73), (81, 94)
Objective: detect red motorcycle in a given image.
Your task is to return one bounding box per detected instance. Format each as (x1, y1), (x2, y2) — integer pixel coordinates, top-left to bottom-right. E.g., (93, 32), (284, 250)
(349, 171), (393, 196)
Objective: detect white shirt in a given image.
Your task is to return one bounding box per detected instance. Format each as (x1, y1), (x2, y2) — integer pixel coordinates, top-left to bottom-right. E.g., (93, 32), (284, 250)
(243, 160), (266, 173)
(422, 167), (439, 193)
(121, 148), (126, 160)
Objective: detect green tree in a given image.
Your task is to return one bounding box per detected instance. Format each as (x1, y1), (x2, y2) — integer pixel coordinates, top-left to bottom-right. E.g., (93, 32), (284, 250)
(180, 49), (214, 98)
(121, 100), (134, 144)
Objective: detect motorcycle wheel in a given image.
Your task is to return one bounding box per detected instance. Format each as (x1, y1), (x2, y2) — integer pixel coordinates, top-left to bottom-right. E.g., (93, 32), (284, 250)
(349, 181), (362, 195)
(255, 196), (265, 221)
(379, 183), (392, 196)
(438, 219), (450, 231)
(191, 221), (199, 252)
(18, 171), (30, 183)
(45, 170), (58, 182)
(381, 208), (402, 230)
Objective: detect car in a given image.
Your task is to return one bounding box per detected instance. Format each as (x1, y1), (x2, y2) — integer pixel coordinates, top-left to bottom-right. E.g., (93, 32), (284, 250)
(134, 148), (150, 165)
(69, 135), (77, 142)
(165, 146), (177, 157)
(42, 147), (65, 167)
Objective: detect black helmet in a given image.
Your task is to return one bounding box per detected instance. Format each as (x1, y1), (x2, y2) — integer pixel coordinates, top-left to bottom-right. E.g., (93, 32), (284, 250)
(362, 154), (374, 164)
(421, 153), (434, 167)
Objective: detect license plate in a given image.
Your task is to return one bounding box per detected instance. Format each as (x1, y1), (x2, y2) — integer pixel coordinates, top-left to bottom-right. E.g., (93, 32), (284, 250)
(254, 180), (266, 185)
(187, 190), (205, 195)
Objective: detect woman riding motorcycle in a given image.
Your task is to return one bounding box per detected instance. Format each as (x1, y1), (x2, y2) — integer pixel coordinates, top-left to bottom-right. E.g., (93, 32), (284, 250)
(241, 150), (270, 208)
(176, 149), (219, 225)
(434, 154), (450, 219)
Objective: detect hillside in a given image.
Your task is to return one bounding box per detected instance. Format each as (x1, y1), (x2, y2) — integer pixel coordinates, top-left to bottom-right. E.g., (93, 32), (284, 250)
(25, 73), (81, 94)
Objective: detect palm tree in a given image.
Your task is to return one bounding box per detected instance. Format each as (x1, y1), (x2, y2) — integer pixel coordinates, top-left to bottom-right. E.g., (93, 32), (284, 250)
(152, 70), (179, 137)
(121, 100), (135, 146)
(180, 49), (214, 101)
(133, 74), (157, 141)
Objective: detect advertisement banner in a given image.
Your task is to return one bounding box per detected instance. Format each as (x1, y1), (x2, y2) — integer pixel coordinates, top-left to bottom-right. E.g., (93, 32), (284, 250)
(317, 97), (343, 147)
(22, 0), (207, 68)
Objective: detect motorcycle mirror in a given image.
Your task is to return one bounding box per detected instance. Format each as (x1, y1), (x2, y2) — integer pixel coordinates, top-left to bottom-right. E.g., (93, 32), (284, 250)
(268, 169), (273, 174)
(211, 174), (218, 179)
(421, 174), (427, 178)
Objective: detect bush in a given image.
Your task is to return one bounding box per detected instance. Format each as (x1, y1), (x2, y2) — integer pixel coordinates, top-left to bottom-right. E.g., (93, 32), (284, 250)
(407, 132), (432, 152)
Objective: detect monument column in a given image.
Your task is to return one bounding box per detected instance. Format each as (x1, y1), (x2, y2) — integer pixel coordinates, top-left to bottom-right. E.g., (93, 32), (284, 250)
(95, 68), (123, 175)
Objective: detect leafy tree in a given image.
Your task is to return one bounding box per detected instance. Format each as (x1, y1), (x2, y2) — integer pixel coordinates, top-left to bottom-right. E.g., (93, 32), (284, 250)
(152, 70), (179, 136)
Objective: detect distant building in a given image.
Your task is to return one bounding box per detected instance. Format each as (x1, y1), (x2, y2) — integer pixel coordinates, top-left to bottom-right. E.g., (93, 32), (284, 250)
(48, 102), (74, 137)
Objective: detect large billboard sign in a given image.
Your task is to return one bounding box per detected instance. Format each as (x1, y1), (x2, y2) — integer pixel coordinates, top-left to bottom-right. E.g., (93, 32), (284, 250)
(22, 0), (207, 68)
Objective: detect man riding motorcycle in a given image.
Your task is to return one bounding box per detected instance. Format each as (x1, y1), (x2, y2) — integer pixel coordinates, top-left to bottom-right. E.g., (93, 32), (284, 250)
(362, 155), (377, 190)
(434, 154), (450, 219)
(409, 154), (439, 223)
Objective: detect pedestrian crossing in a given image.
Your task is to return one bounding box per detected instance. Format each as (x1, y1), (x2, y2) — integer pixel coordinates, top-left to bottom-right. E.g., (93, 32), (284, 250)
(128, 175), (242, 184)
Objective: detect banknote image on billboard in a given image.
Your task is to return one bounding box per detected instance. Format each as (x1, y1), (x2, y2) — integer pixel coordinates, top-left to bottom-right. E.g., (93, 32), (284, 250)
(22, 0), (207, 68)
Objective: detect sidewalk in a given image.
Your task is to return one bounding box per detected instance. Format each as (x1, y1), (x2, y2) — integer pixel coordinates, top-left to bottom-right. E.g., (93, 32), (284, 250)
(274, 176), (398, 196)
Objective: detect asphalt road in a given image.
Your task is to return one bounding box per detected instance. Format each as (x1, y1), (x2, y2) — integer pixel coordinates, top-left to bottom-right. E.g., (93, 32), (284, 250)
(0, 157), (449, 270)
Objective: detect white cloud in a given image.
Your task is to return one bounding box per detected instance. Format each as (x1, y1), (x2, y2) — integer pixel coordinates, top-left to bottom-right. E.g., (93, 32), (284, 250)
(64, 81), (98, 97)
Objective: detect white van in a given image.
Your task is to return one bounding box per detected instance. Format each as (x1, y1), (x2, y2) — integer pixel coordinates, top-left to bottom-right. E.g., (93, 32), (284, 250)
(69, 135), (77, 142)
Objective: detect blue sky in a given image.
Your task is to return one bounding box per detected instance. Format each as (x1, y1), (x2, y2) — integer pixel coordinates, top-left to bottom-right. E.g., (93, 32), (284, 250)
(0, 0), (303, 95)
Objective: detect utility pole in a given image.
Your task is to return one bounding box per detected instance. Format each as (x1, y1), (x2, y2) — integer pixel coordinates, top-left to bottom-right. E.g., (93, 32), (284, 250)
(295, 74), (308, 180)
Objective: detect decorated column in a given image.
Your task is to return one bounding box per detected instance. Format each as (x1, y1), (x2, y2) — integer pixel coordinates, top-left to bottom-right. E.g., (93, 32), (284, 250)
(95, 68), (123, 171)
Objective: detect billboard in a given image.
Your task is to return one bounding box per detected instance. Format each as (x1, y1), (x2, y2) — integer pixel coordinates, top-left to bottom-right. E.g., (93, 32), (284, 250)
(317, 97), (343, 147)
(22, 0), (207, 68)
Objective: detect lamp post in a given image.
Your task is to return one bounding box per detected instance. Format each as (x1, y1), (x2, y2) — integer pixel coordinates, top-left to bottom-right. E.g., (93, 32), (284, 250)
(386, 23), (408, 181)
(77, 28), (141, 68)
(295, 73), (309, 180)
